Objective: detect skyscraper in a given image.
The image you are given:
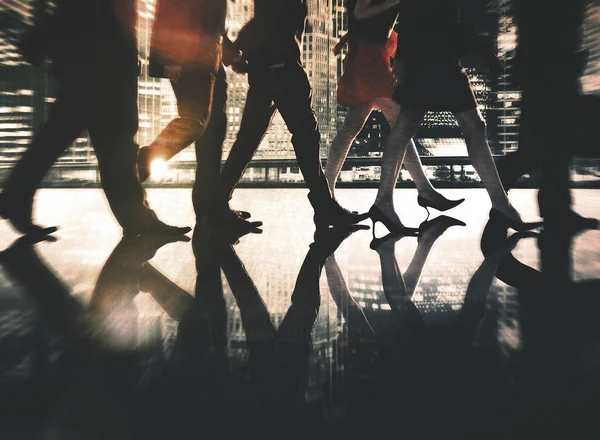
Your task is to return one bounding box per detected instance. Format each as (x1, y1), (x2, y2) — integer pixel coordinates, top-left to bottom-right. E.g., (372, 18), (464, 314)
(0, 0), (94, 177)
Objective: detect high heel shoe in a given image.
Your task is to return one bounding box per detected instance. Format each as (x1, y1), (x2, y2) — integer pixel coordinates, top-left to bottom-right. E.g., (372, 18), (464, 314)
(417, 215), (466, 243)
(489, 208), (543, 232)
(369, 229), (418, 252)
(417, 195), (465, 219)
(368, 205), (419, 235)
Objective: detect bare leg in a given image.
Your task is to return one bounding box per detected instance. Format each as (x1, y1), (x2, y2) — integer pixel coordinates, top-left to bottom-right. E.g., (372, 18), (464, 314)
(454, 109), (522, 222)
(324, 101), (374, 195)
(377, 97), (445, 203)
(374, 107), (426, 228)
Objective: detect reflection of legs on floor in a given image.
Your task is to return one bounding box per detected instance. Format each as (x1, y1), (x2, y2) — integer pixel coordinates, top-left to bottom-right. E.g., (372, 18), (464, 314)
(325, 254), (375, 334)
(324, 102), (374, 196)
(138, 264), (195, 321)
(403, 217), (464, 295)
(374, 235), (423, 328)
(374, 108), (425, 229)
(220, 245), (276, 343)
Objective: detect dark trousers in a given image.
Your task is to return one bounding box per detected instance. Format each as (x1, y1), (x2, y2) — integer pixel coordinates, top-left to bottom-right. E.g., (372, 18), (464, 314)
(147, 68), (217, 163)
(3, 61), (154, 228)
(192, 67), (227, 215)
(219, 61), (331, 202)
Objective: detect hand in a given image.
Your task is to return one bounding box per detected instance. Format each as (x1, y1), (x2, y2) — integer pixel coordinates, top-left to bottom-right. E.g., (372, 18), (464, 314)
(391, 59), (407, 87)
(164, 64), (182, 83)
(222, 39), (243, 67)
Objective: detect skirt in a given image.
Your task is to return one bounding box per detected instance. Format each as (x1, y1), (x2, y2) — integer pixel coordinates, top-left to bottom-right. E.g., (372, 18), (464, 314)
(337, 33), (398, 107)
(393, 57), (478, 113)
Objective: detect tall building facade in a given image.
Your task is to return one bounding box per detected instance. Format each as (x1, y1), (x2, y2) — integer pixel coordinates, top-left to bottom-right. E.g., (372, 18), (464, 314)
(0, 0), (94, 173)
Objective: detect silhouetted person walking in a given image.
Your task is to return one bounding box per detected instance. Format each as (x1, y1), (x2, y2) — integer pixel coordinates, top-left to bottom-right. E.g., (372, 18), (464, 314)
(138, 0), (260, 227)
(214, 0), (368, 229)
(496, 1), (598, 234)
(513, 0), (587, 281)
(0, 0), (190, 236)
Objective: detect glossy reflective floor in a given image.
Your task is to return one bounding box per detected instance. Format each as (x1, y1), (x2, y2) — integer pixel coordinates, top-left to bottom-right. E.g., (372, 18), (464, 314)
(0, 188), (599, 439)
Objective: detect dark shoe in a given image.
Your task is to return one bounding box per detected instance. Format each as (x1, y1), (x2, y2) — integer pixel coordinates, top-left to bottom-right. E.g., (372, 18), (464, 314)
(369, 229), (418, 252)
(123, 217), (191, 237)
(309, 194), (369, 229)
(418, 215), (466, 243)
(231, 208), (251, 220)
(417, 195), (465, 219)
(312, 224), (369, 258)
(137, 146), (152, 183)
(368, 205), (418, 235)
(566, 211), (599, 235)
(0, 193), (58, 235)
(207, 209), (263, 243)
(489, 208), (543, 232)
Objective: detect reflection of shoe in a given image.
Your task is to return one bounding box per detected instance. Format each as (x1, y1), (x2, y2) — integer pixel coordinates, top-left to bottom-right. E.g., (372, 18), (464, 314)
(312, 224), (369, 257)
(201, 209), (263, 244)
(309, 193), (369, 229)
(566, 211), (599, 235)
(417, 194), (465, 219)
(123, 216), (191, 237)
(0, 193), (58, 235)
(369, 229), (418, 251)
(418, 215), (466, 243)
(489, 208), (543, 232)
(368, 205), (418, 235)
(137, 146), (152, 183)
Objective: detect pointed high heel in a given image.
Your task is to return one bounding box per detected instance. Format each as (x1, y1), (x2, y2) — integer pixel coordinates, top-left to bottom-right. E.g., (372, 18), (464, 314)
(369, 230), (418, 252)
(368, 205), (419, 235)
(418, 215), (466, 243)
(489, 208), (543, 232)
(417, 195), (465, 219)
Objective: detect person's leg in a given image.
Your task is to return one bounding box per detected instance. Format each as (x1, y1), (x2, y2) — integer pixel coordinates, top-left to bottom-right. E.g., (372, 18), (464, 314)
(138, 69), (216, 182)
(273, 62), (367, 227)
(218, 69), (276, 203)
(377, 97), (463, 210)
(373, 107), (426, 229)
(453, 108), (523, 222)
(89, 65), (189, 235)
(324, 102), (374, 195)
(0, 83), (85, 233)
(193, 66), (227, 217)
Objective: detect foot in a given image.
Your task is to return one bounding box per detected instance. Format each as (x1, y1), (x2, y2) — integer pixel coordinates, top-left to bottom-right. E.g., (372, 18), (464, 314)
(369, 203), (411, 234)
(0, 193), (58, 235)
(311, 224), (369, 258)
(137, 146), (152, 183)
(490, 203), (543, 232)
(312, 198), (369, 229)
(417, 192), (465, 213)
(123, 216), (191, 237)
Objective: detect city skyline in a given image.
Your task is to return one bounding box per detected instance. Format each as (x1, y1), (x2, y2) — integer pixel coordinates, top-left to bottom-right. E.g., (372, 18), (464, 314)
(1, 0), (599, 187)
